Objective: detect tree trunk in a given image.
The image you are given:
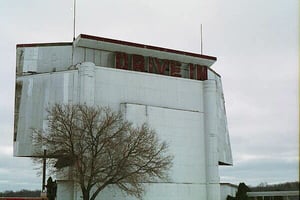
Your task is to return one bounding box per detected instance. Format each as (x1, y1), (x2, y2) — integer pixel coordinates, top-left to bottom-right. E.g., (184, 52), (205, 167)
(82, 189), (90, 200)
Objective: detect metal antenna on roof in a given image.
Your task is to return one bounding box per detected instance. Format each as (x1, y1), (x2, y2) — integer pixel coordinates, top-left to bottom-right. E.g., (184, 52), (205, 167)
(71, 0), (77, 67)
(200, 24), (203, 55)
(73, 0), (76, 41)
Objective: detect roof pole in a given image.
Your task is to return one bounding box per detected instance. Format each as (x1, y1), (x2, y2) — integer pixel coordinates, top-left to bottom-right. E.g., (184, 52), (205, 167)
(200, 24), (203, 55)
(73, 0), (76, 41)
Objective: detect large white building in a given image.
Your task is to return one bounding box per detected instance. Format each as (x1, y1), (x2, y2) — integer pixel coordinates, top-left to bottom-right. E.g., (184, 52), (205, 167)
(14, 34), (233, 200)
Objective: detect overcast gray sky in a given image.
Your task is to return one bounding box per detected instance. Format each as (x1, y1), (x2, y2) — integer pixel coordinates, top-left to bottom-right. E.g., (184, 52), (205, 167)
(0, 0), (298, 191)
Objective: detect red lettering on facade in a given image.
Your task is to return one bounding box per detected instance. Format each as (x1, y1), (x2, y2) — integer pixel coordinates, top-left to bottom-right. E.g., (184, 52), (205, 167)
(115, 52), (128, 70)
(148, 57), (168, 74)
(155, 58), (168, 75)
(196, 65), (208, 81)
(132, 54), (145, 72)
(148, 57), (155, 73)
(170, 61), (182, 77)
(189, 63), (196, 79)
(115, 52), (209, 81)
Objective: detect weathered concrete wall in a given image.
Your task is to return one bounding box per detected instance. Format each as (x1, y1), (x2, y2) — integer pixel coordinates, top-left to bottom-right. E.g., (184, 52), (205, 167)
(15, 35), (232, 200)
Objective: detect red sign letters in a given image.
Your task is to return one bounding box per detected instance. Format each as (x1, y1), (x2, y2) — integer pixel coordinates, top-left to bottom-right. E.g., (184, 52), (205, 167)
(115, 52), (208, 81)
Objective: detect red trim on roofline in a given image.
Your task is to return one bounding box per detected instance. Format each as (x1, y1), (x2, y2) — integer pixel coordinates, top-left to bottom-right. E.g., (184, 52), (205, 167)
(16, 42), (72, 48)
(16, 34), (217, 61)
(80, 34), (217, 61)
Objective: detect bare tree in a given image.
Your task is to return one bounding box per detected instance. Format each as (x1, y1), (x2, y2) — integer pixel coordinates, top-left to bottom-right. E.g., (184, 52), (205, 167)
(32, 104), (173, 200)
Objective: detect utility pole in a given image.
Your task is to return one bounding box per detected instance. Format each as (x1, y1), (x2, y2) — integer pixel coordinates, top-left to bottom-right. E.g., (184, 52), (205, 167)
(42, 149), (47, 191)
